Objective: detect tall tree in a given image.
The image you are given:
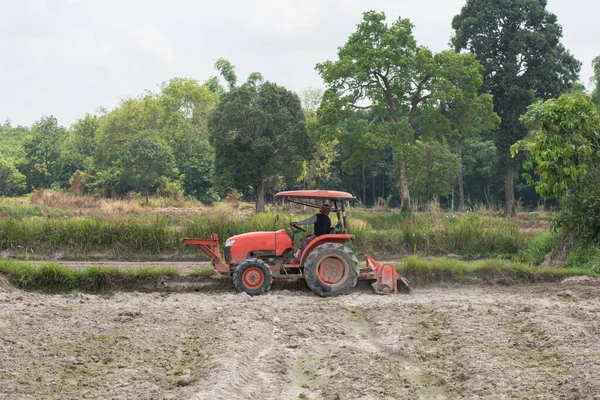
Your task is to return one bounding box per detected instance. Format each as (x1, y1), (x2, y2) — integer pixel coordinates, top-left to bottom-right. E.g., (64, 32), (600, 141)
(121, 130), (177, 205)
(316, 11), (423, 209)
(297, 87), (339, 190)
(157, 78), (218, 199)
(0, 158), (26, 196)
(418, 50), (499, 208)
(452, 0), (581, 215)
(23, 116), (67, 188)
(208, 82), (309, 213)
(592, 56), (600, 105)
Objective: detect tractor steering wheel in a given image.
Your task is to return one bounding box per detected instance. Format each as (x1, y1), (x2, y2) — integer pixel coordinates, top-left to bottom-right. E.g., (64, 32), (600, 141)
(290, 224), (306, 233)
(289, 224), (305, 247)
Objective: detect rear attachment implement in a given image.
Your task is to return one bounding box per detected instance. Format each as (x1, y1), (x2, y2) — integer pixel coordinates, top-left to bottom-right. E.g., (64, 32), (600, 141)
(363, 253), (410, 294)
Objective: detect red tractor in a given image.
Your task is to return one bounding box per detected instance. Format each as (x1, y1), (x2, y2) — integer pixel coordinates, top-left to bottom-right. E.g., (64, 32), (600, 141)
(184, 190), (408, 297)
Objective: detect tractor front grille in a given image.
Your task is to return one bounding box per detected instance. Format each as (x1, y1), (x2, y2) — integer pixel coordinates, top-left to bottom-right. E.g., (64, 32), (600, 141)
(224, 246), (232, 262)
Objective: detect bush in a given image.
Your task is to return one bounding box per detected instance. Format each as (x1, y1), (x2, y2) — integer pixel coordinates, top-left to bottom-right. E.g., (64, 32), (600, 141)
(517, 231), (561, 265)
(565, 246), (600, 274)
(200, 188), (221, 205)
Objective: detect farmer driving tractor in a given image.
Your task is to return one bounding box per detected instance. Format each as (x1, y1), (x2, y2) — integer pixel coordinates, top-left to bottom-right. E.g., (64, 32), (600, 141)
(289, 203), (332, 261)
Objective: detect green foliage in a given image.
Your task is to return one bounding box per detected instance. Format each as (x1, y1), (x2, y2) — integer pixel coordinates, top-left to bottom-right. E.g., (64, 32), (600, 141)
(62, 114), (101, 173)
(407, 141), (459, 200)
(452, 0), (581, 213)
(214, 58), (237, 90)
(515, 94), (600, 242)
(22, 116), (68, 189)
(208, 82), (309, 211)
(316, 10), (422, 206)
(317, 11), (496, 208)
(0, 158), (26, 196)
(0, 208), (531, 260)
(120, 130), (177, 203)
(565, 246), (600, 274)
(0, 260), (179, 292)
(517, 231), (561, 265)
(397, 256), (597, 286)
(0, 121), (29, 162)
(592, 56), (600, 104)
(462, 137), (498, 201)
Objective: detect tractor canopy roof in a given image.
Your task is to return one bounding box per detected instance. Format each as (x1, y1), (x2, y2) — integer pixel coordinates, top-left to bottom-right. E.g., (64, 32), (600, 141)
(275, 190), (356, 202)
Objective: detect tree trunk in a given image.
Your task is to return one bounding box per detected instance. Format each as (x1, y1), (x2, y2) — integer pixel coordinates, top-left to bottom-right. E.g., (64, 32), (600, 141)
(398, 159), (410, 210)
(372, 173), (376, 206)
(458, 140), (465, 210)
(504, 163), (516, 216)
(361, 163), (366, 207)
(255, 182), (265, 213)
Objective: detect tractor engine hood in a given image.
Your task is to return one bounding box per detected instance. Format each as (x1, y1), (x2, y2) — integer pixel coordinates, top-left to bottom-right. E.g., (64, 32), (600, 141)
(224, 230), (292, 265)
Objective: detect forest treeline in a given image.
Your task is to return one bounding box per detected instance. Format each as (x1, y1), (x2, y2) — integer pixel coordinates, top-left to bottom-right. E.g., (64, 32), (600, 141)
(1, 1), (599, 215)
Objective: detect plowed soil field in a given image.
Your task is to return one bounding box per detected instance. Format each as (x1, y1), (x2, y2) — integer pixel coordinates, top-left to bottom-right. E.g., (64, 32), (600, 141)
(1, 275), (599, 399)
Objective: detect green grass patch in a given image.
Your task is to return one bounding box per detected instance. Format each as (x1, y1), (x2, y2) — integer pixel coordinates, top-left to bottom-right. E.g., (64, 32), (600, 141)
(0, 260), (184, 292)
(395, 256), (598, 286)
(565, 246), (600, 274)
(516, 231), (562, 265)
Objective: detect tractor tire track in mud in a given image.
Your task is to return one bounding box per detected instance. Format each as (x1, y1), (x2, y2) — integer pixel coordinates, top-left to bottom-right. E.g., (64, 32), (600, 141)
(1, 277), (600, 399)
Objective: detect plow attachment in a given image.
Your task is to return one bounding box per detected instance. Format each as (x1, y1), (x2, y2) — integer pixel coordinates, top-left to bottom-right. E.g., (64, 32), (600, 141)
(363, 253), (410, 294)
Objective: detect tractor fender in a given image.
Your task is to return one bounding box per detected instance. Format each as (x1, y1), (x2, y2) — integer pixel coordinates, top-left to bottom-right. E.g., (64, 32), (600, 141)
(299, 234), (354, 267)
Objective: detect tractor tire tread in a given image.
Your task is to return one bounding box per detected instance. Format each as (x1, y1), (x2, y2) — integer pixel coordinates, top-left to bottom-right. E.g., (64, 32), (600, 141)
(303, 243), (358, 297)
(232, 258), (273, 296)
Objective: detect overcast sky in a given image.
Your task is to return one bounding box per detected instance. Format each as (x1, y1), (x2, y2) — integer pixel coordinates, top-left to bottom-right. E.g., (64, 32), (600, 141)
(1, 0), (597, 127)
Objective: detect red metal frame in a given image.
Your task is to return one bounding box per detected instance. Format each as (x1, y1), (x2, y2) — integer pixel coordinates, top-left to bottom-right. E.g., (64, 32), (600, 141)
(183, 234), (228, 273)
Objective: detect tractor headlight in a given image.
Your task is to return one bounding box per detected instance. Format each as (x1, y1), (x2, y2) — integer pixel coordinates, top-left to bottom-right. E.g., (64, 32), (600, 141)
(225, 239), (236, 247)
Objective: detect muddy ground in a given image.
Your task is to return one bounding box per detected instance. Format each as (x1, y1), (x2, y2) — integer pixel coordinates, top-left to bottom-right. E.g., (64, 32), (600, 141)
(1, 276), (599, 400)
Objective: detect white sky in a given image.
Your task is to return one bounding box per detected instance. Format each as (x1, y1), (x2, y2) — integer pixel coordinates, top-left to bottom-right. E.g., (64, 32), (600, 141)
(0, 0), (596, 127)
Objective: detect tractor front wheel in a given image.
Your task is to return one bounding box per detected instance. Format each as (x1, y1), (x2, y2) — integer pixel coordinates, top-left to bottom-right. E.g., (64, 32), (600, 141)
(233, 259), (273, 296)
(303, 243), (358, 297)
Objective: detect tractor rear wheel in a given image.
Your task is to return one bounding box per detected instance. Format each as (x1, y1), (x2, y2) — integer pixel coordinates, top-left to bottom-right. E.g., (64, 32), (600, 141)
(303, 243), (358, 297)
(233, 259), (272, 296)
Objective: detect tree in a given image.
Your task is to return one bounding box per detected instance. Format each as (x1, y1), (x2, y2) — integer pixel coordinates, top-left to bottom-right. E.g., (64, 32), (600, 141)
(23, 116), (67, 188)
(61, 114), (102, 175)
(407, 141), (459, 203)
(208, 82), (309, 213)
(316, 11), (423, 209)
(121, 131), (177, 205)
(297, 87), (339, 190)
(214, 58), (238, 90)
(418, 50), (499, 208)
(592, 56), (600, 104)
(452, 0), (581, 215)
(0, 158), (26, 196)
(156, 78), (218, 199)
(514, 94), (600, 243)
(462, 136), (499, 207)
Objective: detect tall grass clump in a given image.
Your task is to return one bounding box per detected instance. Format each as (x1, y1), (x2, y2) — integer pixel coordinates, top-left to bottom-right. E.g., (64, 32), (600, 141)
(565, 246), (600, 274)
(396, 256), (598, 286)
(437, 214), (525, 257)
(0, 260), (181, 292)
(1, 208), (535, 260)
(516, 231), (561, 265)
(0, 215), (181, 257)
